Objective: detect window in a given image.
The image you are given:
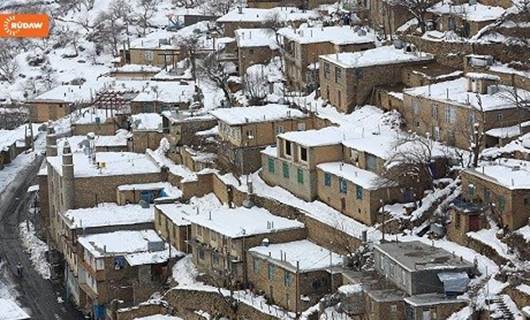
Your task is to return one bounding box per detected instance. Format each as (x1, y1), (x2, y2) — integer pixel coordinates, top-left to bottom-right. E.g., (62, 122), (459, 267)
(445, 106), (456, 124)
(297, 122), (305, 131)
(484, 188), (491, 202)
(297, 168), (304, 184)
(249, 48), (254, 54)
(144, 51), (154, 61)
(312, 279), (322, 290)
(496, 113), (503, 121)
(497, 195), (506, 212)
(268, 157), (275, 174)
(283, 270), (292, 286)
(468, 112), (477, 125)
(366, 154), (377, 172)
(283, 162), (289, 178)
(524, 198), (530, 207)
(412, 99), (419, 114)
(356, 185), (363, 200)
(253, 257), (260, 273)
(324, 173), (332, 186)
(275, 126), (284, 135)
(339, 178), (347, 193)
(300, 147), (308, 162)
(335, 67), (342, 83)
(284, 140), (292, 157)
(212, 253), (219, 266)
(199, 248), (205, 260)
(390, 304), (398, 313)
(455, 213), (461, 229)
(431, 105), (438, 119)
(324, 63), (330, 79)
(267, 263), (275, 280)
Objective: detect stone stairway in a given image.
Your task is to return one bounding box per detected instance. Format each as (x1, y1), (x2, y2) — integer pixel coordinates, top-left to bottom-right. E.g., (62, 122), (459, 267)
(487, 296), (516, 320)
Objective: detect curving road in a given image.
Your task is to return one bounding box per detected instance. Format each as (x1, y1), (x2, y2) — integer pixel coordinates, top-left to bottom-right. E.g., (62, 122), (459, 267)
(0, 153), (84, 320)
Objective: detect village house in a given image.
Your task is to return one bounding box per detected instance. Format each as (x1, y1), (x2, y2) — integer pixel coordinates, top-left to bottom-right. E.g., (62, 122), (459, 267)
(428, 1), (506, 38)
(217, 7), (319, 37)
(28, 85), (95, 122)
(247, 240), (342, 313)
(279, 25), (377, 92)
(109, 64), (162, 80)
(129, 113), (164, 153)
(56, 204), (155, 305)
(154, 203), (194, 253)
(161, 110), (217, 150)
(76, 230), (180, 315)
(261, 126), (344, 202)
(319, 45), (433, 113)
(0, 123), (35, 169)
(129, 82), (197, 114)
(187, 206), (306, 285)
(116, 181), (181, 205)
(356, 0), (413, 36)
(235, 28), (279, 75)
(401, 74), (530, 149)
(210, 104), (315, 174)
(247, 0), (336, 9)
(446, 196), (488, 244)
(120, 30), (182, 67)
(44, 140), (163, 250)
(57, 131), (130, 154)
(458, 158), (530, 230)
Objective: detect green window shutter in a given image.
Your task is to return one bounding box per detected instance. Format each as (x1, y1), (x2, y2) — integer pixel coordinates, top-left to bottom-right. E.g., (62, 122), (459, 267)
(282, 162), (289, 178)
(498, 196), (506, 212)
(356, 185), (363, 200)
(297, 168), (304, 184)
(324, 173), (331, 186)
(268, 157), (275, 173)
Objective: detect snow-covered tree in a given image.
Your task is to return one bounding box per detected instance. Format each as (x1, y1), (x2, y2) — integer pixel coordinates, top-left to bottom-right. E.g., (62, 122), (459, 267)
(386, 0), (435, 33)
(0, 40), (19, 83)
(137, 0), (161, 36)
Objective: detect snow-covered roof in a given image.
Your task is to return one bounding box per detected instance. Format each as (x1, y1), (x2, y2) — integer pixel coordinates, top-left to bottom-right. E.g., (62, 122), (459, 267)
(249, 240), (342, 272)
(465, 158), (530, 190)
(62, 203), (154, 230)
(130, 113), (163, 131)
(31, 84), (95, 103)
(217, 7), (318, 23)
(404, 77), (530, 111)
(375, 241), (474, 272)
(117, 182), (182, 199)
(209, 104), (307, 125)
(278, 126), (343, 147)
(428, 2), (505, 22)
(129, 29), (178, 49)
(320, 45), (433, 68)
(0, 299), (30, 320)
(235, 28), (279, 49)
(47, 152), (161, 177)
(113, 64), (162, 73)
(317, 162), (396, 190)
(278, 26), (376, 45)
(0, 123), (36, 152)
(57, 131), (129, 155)
(155, 203), (195, 226)
(131, 82), (195, 103)
(78, 230), (180, 265)
(185, 206), (304, 238)
(485, 121), (530, 139)
(72, 108), (117, 125)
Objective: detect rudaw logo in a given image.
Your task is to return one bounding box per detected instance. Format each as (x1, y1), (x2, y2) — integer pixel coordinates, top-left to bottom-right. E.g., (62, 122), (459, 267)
(0, 14), (49, 38)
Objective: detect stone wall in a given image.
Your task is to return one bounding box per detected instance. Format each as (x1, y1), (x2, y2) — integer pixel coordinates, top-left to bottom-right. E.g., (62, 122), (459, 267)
(115, 302), (167, 320)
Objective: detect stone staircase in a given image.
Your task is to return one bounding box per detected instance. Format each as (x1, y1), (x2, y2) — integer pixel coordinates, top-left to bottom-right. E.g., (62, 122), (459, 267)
(487, 296), (516, 320)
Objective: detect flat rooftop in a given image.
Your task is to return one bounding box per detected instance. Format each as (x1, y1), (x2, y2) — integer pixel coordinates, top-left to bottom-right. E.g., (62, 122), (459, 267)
(317, 162), (396, 190)
(428, 2), (505, 22)
(375, 241), (474, 272)
(62, 203), (153, 229)
(210, 104), (307, 126)
(320, 46), (433, 69)
(117, 182), (182, 199)
(185, 206), (304, 238)
(131, 82), (195, 103)
(57, 132), (129, 155)
(47, 152), (161, 177)
(155, 203), (195, 227)
(278, 126), (343, 147)
(465, 158), (530, 190)
(217, 7), (318, 23)
(249, 240), (341, 272)
(235, 28), (279, 49)
(278, 25), (375, 45)
(78, 229), (180, 265)
(404, 293), (468, 307)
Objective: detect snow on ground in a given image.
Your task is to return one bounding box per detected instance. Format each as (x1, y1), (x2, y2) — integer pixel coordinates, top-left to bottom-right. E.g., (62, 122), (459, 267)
(19, 222), (52, 280)
(0, 151), (41, 195)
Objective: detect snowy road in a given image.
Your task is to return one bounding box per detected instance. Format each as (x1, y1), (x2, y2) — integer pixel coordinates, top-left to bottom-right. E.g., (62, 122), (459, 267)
(0, 153), (84, 320)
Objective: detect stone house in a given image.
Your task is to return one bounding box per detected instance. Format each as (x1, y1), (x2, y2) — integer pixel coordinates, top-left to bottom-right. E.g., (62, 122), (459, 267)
(45, 142), (162, 249)
(116, 182), (182, 205)
(279, 26), (376, 92)
(154, 203), (193, 253)
(210, 104), (315, 174)
(357, 0), (413, 36)
(0, 124), (34, 169)
(129, 82), (197, 114)
(129, 113), (164, 153)
(446, 197), (488, 245)
(217, 7), (319, 37)
(319, 46), (433, 113)
(261, 126), (344, 202)
(428, 2), (506, 38)
(28, 85), (94, 122)
(459, 159), (530, 230)
(235, 28), (279, 75)
(161, 111), (217, 149)
(120, 30), (183, 67)
(247, 240), (342, 313)
(401, 74), (530, 149)
(374, 241), (475, 296)
(187, 206), (306, 285)
(76, 230), (180, 315)
(109, 64), (162, 80)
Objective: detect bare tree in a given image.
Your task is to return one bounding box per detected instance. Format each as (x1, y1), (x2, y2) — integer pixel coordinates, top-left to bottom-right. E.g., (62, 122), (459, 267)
(387, 0), (435, 33)
(88, 3), (127, 56)
(0, 40), (19, 83)
(137, 0), (161, 36)
(243, 66), (269, 105)
(175, 31), (202, 80)
(110, 0), (133, 36)
(463, 95), (486, 168)
(173, 0), (205, 8)
(205, 0), (238, 16)
(197, 53), (233, 104)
